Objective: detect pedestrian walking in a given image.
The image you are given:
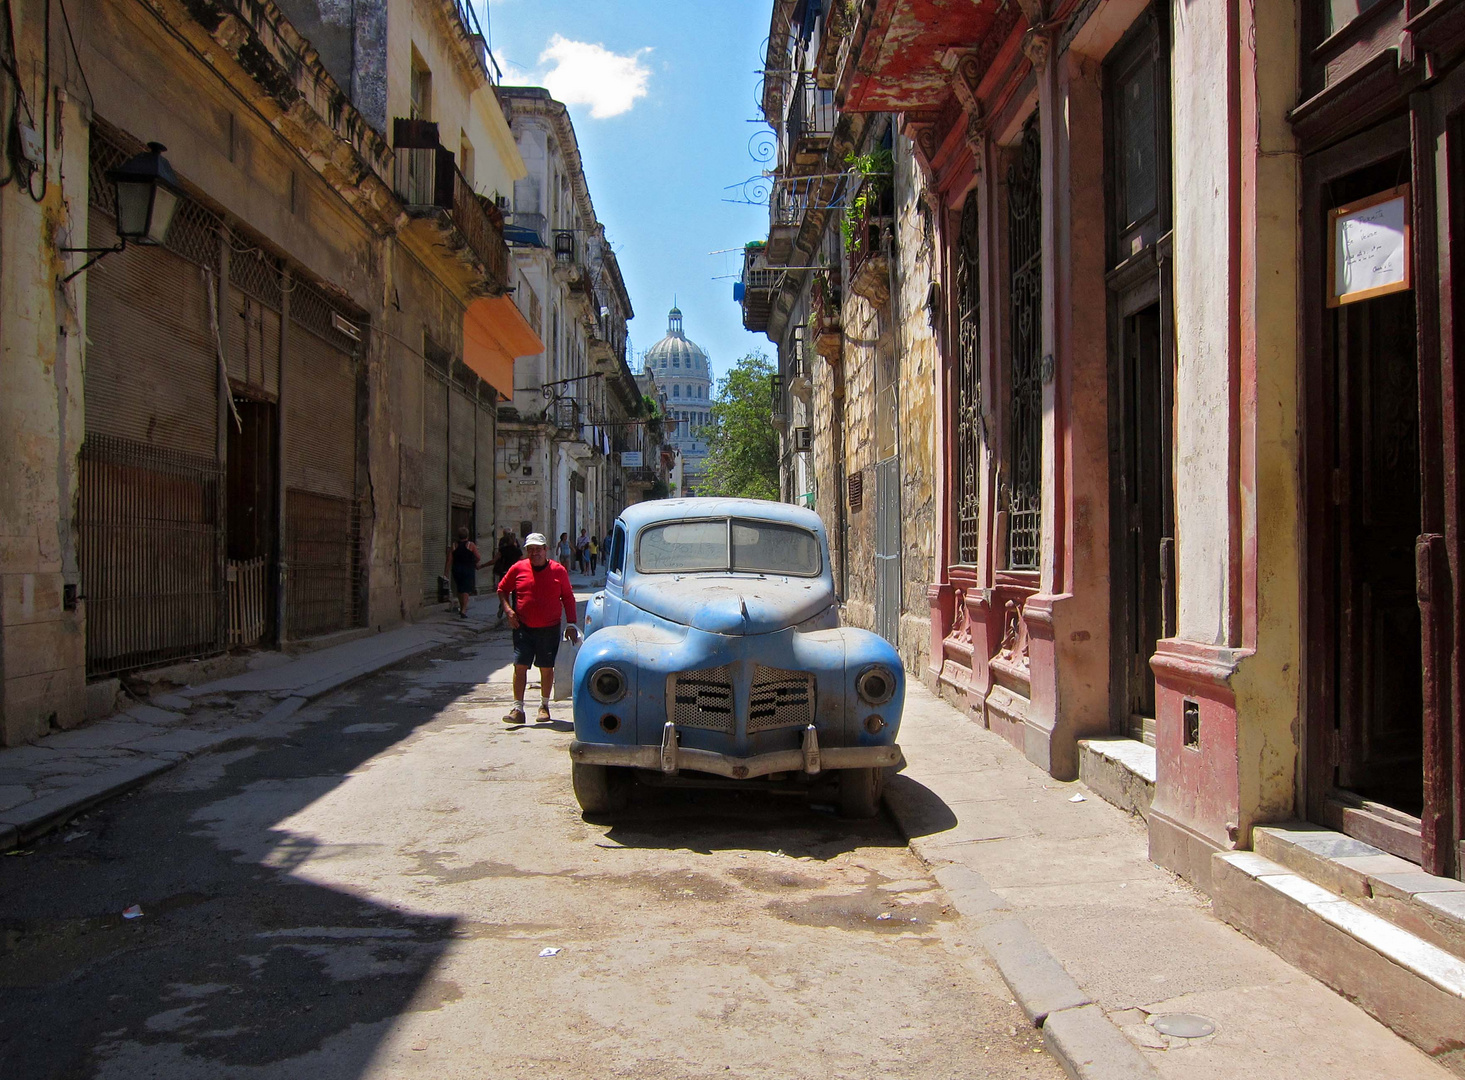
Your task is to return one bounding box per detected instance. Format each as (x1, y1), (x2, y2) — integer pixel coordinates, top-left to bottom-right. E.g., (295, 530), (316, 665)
(587, 535), (599, 575)
(492, 529), (522, 626)
(444, 527), (481, 618)
(496, 533), (579, 725)
(557, 531), (573, 571)
(576, 528), (590, 574)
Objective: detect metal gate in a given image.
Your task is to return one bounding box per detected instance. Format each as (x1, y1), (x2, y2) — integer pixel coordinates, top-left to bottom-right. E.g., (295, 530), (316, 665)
(1007, 116), (1044, 570)
(79, 437), (223, 677)
(874, 456), (901, 646)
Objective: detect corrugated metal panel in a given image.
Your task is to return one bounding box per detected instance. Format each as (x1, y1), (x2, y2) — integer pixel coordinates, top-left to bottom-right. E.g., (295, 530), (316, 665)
(283, 321), (356, 498)
(226, 286), (281, 398)
(422, 368), (450, 599)
(84, 206), (218, 456)
(475, 400), (495, 541)
(450, 384), (476, 505)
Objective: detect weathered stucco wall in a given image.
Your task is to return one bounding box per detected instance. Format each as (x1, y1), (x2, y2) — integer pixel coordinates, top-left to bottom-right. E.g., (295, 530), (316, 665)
(0, 60), (90, 743)
(892, 133), (937, 677)
(1171, 0), (1236, 646)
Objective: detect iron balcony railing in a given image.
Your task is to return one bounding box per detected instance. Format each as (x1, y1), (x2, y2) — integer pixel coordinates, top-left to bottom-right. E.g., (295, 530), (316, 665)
(504, 211), (547, 246)
(785, 73), (836, 165)
(554, 229), (577, 263)
(445, 0), (501, 83)
(392, 122), (509, 293)
(739, 244), (780, 333)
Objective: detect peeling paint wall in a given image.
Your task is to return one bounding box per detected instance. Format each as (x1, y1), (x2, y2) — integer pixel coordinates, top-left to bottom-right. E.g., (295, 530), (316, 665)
(1171, 0), (1237, 646)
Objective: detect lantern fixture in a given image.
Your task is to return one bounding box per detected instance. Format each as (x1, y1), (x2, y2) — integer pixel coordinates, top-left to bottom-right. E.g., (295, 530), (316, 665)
(61, 142), (183, 282)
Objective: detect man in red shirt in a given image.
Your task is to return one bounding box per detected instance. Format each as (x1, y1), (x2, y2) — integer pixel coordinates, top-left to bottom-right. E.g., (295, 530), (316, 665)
(496, 532), (579, 725)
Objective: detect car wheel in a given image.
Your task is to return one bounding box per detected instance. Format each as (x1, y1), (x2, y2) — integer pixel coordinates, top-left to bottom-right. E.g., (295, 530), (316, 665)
(572, 762), (630, 815)
(838, 767), (883, 819)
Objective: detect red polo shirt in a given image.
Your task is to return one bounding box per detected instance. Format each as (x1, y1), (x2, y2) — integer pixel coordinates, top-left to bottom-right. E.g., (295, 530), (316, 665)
(497, 558), (576, 629)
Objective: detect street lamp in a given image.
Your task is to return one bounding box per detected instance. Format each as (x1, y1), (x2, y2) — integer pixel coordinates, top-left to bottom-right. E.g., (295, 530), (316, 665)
(62, 142), (183, 282)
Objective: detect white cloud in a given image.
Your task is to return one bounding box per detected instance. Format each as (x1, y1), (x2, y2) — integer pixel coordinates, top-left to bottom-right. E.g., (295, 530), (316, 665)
(538, 34), (651, 119)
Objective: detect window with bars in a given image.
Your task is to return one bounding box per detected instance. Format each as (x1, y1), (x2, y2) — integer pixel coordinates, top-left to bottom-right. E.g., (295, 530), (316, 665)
(1006, 117), (1043, 571)
(954, 193), (983, 565)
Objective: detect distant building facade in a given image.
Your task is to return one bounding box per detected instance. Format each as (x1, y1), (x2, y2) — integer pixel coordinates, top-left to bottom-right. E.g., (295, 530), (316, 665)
(643, 307), (713, 494)
(495, 87), (642, 550)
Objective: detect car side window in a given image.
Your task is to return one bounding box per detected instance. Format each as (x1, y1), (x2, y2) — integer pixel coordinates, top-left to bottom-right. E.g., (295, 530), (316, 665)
(608, 524), (626, 575)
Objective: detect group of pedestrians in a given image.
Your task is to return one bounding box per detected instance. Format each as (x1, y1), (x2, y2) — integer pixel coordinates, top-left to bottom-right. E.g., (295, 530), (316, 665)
(443, 524), (611, 727)
(553, 528), (613, 576)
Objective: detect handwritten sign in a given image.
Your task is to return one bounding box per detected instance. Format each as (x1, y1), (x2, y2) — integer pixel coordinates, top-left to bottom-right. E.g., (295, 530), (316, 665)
(1329, 185), (1411, 307)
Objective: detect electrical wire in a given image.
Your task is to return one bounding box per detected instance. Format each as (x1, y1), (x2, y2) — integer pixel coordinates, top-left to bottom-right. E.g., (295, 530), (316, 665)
(57, 0), (91, 111)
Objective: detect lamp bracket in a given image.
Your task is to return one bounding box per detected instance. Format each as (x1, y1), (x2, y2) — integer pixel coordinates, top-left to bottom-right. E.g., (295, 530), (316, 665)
(60, 240), (127, 284)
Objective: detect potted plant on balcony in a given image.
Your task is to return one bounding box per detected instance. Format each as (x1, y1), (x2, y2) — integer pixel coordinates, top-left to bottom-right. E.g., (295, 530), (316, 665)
(811, 271), (843, 363)
(843, 147), (894, 306)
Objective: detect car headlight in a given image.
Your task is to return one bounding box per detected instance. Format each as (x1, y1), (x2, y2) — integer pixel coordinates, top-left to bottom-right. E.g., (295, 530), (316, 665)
(589, 665), (627, 704)
(856, 665), (895, 706)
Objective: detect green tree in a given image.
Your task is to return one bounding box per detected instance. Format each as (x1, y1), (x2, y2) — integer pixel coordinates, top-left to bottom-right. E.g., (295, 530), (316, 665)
(698, 352), (780, 500)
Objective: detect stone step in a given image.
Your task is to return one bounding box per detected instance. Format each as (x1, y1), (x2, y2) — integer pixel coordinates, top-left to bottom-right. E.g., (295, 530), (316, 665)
(1253, 823), (1465, 962)
(1076, 737), (1155, 821)
(1212, 850), (1465, 1072)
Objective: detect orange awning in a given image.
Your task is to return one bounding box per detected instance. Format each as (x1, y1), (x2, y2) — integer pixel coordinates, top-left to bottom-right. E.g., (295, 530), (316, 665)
(463, 295), (544, 401)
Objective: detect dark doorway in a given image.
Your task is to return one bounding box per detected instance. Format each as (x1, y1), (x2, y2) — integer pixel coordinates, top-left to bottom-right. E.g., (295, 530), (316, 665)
(1113, 303), (1173, 738)
(1105, 5), (1173, 744)
(226, 397), (277, 648)
(1305, 141), (1433, 865)
(1331, 287), (1424, 817)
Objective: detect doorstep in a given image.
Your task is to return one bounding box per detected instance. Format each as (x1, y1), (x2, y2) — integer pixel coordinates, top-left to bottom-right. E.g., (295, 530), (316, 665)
(1077, 737), (1155, 821)
(1212, 824), (1465, 1073)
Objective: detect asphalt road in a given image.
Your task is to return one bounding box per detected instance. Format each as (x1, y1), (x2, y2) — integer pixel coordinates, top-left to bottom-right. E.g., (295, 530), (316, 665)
(1, 630), (1062, 1080)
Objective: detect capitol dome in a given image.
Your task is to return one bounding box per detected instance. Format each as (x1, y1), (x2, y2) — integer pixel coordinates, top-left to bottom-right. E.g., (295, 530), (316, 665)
(644, 307), (711, 378)
(643, 305), (712, 474)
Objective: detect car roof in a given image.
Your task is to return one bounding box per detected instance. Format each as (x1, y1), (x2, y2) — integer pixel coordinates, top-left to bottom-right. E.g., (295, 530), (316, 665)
(618, 497), (824, 536)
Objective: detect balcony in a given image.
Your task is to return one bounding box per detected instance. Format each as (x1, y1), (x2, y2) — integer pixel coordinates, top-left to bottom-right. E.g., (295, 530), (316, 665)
(392, 119), (508, 295)
(503, 211), (547, 247)
(784, 73), (836, 172)
(770, 373), (788, 428)
(811, 270), (843, 361)
(836, 0), (1012, 113)
(443, 0), (501, 83)
(737, 243), (780, 334)
(624, 465), (658, 490)
(847, 191), (893, 307)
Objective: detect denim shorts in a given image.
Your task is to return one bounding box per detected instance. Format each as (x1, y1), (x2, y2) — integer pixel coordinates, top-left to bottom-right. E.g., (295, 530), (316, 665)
(512, 623), (561, 668)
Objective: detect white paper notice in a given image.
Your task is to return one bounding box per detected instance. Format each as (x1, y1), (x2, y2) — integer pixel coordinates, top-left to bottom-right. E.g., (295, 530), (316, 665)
(1334, 193), (1408, 302)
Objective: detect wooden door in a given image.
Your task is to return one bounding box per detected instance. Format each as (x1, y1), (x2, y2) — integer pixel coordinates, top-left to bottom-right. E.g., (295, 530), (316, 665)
(1332, 290), (1424, 818)
(1114, 301), (1172, 740)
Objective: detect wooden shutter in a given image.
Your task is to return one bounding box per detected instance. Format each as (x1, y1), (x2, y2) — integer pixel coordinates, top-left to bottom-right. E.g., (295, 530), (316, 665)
(84, 207), (217, 455)
(422, 368), (450, 598)
(476, 398), (496, 542)
(283, 321), (357, 498)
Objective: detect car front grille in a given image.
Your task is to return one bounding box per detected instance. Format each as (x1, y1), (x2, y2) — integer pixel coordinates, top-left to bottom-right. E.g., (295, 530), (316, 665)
(670, 665), (734, 733)
(747, 665), (814, 733)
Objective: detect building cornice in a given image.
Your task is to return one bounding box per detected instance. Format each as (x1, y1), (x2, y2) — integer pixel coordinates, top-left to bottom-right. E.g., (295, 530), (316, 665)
(154, 0), (405, 235)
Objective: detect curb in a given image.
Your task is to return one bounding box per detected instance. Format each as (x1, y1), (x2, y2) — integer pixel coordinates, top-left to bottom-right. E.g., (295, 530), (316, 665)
(0, 622), (490, 849)
(883, 787), (1160, 1080)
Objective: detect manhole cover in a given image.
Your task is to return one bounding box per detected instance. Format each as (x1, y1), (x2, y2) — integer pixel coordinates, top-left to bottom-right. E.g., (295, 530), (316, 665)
(1150, 1013), (1216, 1039)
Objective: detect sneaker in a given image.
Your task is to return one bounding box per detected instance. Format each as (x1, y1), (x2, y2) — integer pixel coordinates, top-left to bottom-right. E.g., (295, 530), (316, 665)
(536, 703), (552, 722)
(503, 707), (526, 725)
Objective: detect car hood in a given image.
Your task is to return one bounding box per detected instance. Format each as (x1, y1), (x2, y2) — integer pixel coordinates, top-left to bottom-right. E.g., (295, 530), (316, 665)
(624, 575), (834, 635)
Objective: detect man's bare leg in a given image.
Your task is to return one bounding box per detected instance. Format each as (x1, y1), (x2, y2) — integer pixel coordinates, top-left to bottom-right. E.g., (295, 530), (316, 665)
(536, 665), (554, 720)
(504, 664), (530, 724)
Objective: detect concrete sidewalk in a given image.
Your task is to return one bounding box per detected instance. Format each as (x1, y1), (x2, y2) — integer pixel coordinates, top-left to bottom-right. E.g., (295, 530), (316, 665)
(886, 681), (1454, 1080)
(0, 601), (502, 850)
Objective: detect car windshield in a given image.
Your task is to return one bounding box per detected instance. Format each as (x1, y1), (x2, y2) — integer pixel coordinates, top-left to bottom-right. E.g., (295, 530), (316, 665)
(636, 518), (822, 576)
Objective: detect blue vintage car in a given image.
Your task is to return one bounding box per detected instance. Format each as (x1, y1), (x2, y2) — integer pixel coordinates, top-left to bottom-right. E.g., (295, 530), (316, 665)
(569, 497), (904, 817)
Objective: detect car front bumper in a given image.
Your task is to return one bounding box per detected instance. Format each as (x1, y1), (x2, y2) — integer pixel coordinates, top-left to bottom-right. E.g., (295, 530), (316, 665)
(569, 721), (901, 780)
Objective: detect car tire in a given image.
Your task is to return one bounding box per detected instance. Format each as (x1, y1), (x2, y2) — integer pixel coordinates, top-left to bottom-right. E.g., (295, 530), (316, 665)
(572, 762), (630, 815)
(838, 766), (883, 819)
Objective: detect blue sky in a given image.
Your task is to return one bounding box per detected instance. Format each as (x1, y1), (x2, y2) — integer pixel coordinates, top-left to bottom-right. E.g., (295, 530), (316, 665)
(479, 0), (774, 386)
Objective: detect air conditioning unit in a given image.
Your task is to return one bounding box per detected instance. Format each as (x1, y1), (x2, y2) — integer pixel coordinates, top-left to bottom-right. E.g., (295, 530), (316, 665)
(794, 426), (813, 452)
